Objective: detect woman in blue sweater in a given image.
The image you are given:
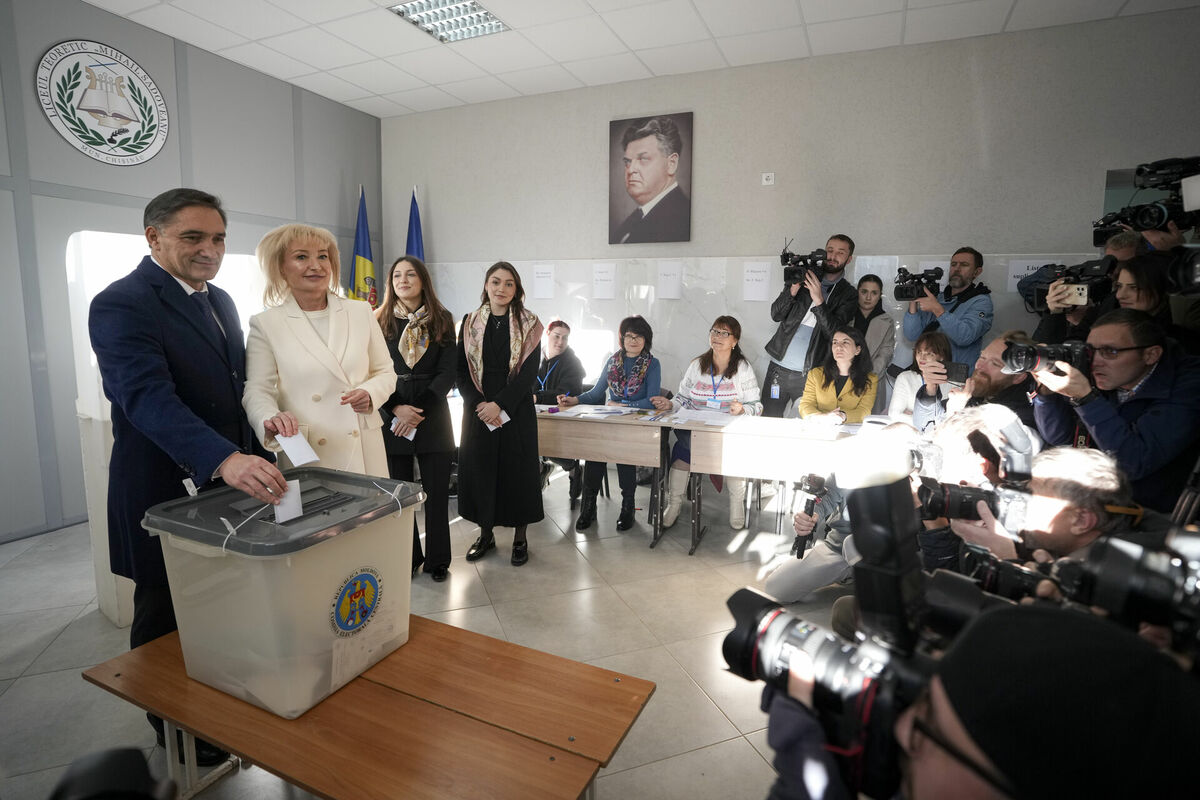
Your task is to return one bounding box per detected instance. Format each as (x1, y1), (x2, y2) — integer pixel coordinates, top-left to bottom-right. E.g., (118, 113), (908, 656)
(558, 315), (670, 531)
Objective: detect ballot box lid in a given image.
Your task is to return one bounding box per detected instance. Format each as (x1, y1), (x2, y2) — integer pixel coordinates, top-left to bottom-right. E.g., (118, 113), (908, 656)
(142, 467), (421, 556)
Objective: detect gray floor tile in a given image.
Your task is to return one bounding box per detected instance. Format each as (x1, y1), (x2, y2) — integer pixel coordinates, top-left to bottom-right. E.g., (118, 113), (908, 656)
(420, 604), (508, 639)
(0, 678), (13, 697)
(575, 531), (704, 586)
(596, 737), (776, 800)
(143, 754), (317, 800)
(745, 728), (773, 764)
(493, 585), (658, 662)
(0, 607), (83, 680)
(472, 540), (605, 604)
(25, 604), (131, 676)
(0, 667), (155, 776)
(407, 555), (492, 615)
(0, 556), (98, 614)
(0, 535), (39, 570)
(665, 631), (768, 734)
(589, 645), (739, 774)
(8, 524), (95, 568)
(611, 568), (742, 645)
(662, 515), (791, 568)
(0, 764), (70, 800)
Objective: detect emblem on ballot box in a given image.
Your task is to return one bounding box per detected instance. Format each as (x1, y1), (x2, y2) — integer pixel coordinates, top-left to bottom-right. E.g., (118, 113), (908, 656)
(35, 40), (169, 166)
(331, 567), (382, 636)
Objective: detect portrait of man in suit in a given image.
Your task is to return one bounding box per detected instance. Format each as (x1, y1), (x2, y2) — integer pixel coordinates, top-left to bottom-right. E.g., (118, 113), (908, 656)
(609, 113), (693, 244)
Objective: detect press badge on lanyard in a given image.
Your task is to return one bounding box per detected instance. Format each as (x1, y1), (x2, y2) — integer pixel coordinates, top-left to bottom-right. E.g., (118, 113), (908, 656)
(707, 368), (723, 409)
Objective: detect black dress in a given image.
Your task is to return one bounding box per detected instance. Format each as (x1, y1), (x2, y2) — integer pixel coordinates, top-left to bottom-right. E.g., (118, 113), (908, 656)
(380, 318), (456, 573)
(456, 312), (544, 530)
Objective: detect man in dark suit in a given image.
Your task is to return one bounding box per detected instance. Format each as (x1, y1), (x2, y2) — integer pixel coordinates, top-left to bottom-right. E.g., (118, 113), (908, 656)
(611, 116), (691, 244)
(89, 187), (287, 764)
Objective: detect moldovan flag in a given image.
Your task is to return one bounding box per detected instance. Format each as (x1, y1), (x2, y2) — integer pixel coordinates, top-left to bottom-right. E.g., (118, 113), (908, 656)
(350, 186), (377, 308)
(406, 187), (425, 262)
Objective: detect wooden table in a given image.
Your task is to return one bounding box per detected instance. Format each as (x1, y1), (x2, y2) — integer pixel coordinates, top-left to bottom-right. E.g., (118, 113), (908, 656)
(536, 409), (671, 544)
(83, 617), (655, 799)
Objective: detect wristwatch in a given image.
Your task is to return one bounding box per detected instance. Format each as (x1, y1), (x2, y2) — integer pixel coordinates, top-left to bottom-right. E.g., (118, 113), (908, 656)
(1070, 389), (1100, 407)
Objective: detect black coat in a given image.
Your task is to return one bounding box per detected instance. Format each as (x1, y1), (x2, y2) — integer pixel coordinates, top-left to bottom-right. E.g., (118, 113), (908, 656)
(379, 319), (457, 455)
(611, 184), (691, 244)
(764, 277), (857, 371)
(456, 314), (545, 529)
(533, 347), (586, 404)
(88, 257), (268, 587)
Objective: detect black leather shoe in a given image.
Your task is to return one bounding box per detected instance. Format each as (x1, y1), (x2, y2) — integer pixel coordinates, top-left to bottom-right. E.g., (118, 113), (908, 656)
(511, 541), (529, 566)
(430, 565), (449, 582)
(157, 729), (230, 767)
(575, 495), (597, 531)
(616, 502), (635, 531)
(466, 534), (495, 561)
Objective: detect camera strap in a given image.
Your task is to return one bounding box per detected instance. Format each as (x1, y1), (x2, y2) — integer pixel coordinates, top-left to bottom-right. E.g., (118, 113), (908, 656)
(1104, 503), (1145, 526)
(1072, 421), (1093, 450)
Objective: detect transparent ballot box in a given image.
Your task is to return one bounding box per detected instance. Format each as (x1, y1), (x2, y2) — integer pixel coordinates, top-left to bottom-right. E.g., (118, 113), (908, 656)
(143, 467), (422, 718)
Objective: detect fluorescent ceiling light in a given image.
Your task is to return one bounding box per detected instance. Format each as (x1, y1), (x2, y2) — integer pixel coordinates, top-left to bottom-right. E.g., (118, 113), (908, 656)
(388, 1), (507, 43)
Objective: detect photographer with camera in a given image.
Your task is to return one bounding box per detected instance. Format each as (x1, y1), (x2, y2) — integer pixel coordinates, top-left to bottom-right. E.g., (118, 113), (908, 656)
(762, 235), (858, 417)
(1031, 308), (1200, 513)
(941, 331), (1039, 428)
(902, 247), (993, 372)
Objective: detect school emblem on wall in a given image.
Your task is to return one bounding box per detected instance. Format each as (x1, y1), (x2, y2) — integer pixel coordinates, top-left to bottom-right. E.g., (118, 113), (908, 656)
(330, 567), (382, 637)
(35, 40), (169, 166)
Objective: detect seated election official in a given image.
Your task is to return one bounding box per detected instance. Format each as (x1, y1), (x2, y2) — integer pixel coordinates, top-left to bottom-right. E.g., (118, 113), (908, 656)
(661, 316), (763, 530)
(375, 255), (456, 582)
(88, 188), (285, 766)
(762, 604), (1200, 800)
(534, 320), (586, 506)
(889, 331), (953, 428)
(242, 224), (396, 477)
(798, 326), (878, 424)
(1032, 308), (1200, 513)
(560, 315), (671, 531)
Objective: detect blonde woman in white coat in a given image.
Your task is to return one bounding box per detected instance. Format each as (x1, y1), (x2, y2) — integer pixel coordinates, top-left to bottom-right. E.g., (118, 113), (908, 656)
(243, 224), (396, 477)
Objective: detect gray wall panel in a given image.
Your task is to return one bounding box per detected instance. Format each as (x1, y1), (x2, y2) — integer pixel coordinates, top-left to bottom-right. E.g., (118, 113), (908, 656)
(186, 46), (296, 222)
(14, 0), (182, 195)
(0, 80), (10, 176)
(297, 90), (381, 239)
(0, 189), (47, 534)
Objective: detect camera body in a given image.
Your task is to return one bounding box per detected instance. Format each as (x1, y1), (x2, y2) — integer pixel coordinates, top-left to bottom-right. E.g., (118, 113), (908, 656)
(1001, 339), (1092, 377)
(780, 247), (828, 286)
(1091, 156), (1200, 246)
(893, 266), (943, 301)
(916, 478), (1031, 533)
(1027, 257), (1114, 312)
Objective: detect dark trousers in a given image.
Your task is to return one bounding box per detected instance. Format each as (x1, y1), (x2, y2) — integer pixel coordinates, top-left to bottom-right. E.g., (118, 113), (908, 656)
(547, 458), (581, 498)
(584, 461), (636, 501)
(761, 362), (808, 418)
(131, 582), (177, 735)
(388, 450), (453, 572)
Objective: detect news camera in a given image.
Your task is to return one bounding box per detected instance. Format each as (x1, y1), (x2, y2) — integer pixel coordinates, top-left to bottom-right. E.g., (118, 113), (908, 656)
(790, 474), (829, 558)
(916, 477), (1031, 534)
(1001, 339), (1092, 377)
(780, 240), (828, 286)
(1092, 156), (1200, 247)
(1025, 256), (1114, 312)
(893, 266), (943, 301)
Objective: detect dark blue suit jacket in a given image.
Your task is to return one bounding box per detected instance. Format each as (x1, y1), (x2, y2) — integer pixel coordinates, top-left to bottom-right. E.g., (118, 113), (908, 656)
(89, 256), (264, 586)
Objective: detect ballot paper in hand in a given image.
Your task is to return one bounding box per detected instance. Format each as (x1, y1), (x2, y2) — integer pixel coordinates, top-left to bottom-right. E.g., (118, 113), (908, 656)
(274, 479), (303, 523)
(390, 417), (417, 441)
(486, 410), (512, 432)
(276, 432), (319, 466)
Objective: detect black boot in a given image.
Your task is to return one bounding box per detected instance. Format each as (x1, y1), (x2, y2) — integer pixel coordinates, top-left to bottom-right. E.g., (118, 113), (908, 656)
(616, 497), (635, 531)
(568, 465), (582, 510)
(575, 492), (597, 531)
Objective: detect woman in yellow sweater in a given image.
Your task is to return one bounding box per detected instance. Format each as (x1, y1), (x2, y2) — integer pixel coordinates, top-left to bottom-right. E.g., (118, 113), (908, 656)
(799, 325), (878, 424)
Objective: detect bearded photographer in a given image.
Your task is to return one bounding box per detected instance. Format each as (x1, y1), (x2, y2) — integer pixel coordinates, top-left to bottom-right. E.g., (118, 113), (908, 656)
(761, 603), (1200, 800)
(762, 235), (858, 417)
(1031, 308), (1200, 513)
(902, 247), (993, 371)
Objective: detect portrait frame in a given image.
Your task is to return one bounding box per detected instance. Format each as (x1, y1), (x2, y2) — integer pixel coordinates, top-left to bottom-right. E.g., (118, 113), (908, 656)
(609, 112), (693, 244)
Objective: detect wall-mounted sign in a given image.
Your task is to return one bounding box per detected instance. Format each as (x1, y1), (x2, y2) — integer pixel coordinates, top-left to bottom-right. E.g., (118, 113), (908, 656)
(35, 40), (169, 166)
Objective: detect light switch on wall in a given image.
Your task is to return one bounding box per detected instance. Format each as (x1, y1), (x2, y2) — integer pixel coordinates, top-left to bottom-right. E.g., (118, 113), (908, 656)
(761, 172), (775, 186)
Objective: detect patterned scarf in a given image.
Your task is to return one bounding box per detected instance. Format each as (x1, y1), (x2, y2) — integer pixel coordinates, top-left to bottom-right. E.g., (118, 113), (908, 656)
(605, 351), (651, 400)
(395, 304), (430, 369)
(462, 304), (543, 394)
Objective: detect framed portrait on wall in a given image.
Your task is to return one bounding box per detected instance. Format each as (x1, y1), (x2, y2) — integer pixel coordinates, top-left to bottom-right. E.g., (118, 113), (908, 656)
(609, 112), (693, 244)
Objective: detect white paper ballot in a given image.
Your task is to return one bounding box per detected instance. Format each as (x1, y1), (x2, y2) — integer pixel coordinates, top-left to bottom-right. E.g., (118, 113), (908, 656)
(533, 264), (555, 299)
(274, 479), (302, 523)
(743, 261), (770, 302)
(390, 417), (417, 441)
(657, 261), (682, 299)
(276, 432), (319, 466)
(486, 410), (512, 432)
(593, 262), (616, 299)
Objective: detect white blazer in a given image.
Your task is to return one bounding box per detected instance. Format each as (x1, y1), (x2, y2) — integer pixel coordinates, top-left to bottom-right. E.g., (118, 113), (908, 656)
(243, 293), (396, 477)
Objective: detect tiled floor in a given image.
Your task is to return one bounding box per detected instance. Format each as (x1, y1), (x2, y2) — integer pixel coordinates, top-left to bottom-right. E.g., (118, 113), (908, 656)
(0, 470), (848, 800)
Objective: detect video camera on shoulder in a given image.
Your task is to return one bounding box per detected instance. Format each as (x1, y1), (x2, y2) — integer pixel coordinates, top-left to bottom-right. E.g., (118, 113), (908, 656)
(780, 240), (828, 286)
(1026, 256), (1114, 312)
(893, 266), (943, 301)
(1092, 156), (1200, 247)
(916, 477), (1030, 533)
(1001, 339), (1092, 377)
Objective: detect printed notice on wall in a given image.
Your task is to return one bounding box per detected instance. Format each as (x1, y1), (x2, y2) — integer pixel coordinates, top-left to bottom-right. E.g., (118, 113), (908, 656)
(743, 261), (770, 301)
(593, 262), (616, 299)
(1006, 259), (1050, 293)
(657, 261), (682, 299)
(532, 264), (555, 299)
(853, 256), (899, 285)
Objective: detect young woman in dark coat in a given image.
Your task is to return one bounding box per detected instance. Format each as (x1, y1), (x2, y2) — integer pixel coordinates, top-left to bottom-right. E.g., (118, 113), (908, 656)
(457, 262), (545, 567)
(376, 255), (457, 582)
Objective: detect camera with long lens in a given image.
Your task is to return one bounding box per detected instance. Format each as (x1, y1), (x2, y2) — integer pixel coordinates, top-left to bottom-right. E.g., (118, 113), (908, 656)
(1162, 245), (1200, 296)
(915, 478), (1031, 533)
(1026, 256), (1114, 312)
(790, 474), (828, 557)
(780, 245), (828, 286)
(1091, 156), (1200, 246)
(893, 266), (943, 301)
(1000, 339), (1092, 377)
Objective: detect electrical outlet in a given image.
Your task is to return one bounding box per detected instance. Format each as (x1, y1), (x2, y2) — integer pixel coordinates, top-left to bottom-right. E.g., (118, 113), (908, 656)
(761, 172), (775, 186)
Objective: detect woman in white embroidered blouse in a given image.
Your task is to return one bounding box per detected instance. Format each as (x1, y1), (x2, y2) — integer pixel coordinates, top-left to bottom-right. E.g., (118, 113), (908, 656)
(659, 315), (762, 530)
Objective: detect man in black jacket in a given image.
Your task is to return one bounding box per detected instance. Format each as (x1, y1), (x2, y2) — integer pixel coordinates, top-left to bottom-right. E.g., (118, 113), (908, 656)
(761, 234), (858, 417)
(534, 321), (586, 505)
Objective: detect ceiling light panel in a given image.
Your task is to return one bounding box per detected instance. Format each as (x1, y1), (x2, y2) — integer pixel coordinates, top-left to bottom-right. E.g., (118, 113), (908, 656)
(388, 0), (508, 43)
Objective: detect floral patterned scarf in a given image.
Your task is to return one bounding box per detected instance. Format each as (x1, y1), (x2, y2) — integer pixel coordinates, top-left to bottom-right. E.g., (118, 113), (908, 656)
(462, 304), (543, 394)
(605, 351), (651, 400)
(395, 304), (430, 369)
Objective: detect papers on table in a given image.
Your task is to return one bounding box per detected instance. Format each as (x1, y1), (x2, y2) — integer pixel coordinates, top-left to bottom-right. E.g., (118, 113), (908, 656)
(486, 410), (512, 431)
(276, 432), (319, 466)
(668, 410), (734, 426)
